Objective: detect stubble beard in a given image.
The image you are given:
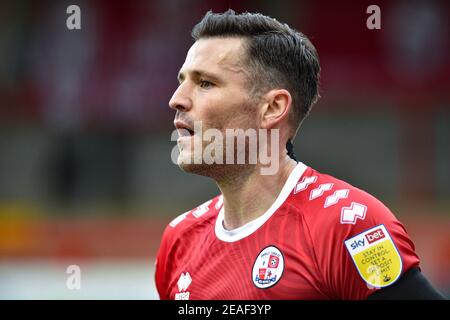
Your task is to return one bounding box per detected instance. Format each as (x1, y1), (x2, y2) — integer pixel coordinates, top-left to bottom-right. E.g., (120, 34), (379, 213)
(177, 129), (257, 184)
(178, 102), (259, 183)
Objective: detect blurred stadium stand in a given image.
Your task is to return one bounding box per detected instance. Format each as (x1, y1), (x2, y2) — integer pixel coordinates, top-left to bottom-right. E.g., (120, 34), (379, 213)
(0, 0), (449, 299)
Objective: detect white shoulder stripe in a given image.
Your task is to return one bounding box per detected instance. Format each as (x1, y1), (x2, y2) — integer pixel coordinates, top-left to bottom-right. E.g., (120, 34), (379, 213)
(169, 212), (189, 228)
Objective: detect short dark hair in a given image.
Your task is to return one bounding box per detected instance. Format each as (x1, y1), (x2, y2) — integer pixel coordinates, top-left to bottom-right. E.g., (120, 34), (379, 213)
(192, 9), (321, 135)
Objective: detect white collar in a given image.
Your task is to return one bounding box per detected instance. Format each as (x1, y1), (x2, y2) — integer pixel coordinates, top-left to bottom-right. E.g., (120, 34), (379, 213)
(215, 162), (308, 242)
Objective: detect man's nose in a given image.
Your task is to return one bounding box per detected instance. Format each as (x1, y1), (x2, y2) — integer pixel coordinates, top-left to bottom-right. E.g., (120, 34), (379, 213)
(169, 83), (192, 112)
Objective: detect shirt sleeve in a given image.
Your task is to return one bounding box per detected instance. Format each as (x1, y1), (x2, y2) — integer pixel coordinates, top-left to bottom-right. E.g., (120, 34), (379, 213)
(154, 224), (173, 300)
(310, 189), (420, 299)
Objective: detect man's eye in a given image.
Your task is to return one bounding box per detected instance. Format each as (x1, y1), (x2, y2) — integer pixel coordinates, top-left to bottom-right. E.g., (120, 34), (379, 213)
(199, 80), (213, 88)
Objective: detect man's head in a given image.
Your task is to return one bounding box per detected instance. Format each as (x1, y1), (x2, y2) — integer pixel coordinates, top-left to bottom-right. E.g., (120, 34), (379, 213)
(191, 9), (321, 135)
(170, 10), (320, 178)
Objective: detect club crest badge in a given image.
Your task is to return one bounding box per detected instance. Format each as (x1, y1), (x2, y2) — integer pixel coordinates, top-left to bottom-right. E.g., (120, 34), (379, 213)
(252, 246), (284, 289)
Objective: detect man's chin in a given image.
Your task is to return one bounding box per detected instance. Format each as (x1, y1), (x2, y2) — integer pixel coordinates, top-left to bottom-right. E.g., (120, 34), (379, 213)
(177, 158), (257, 183)
(178, 161), (216, 177)
(177, 154), (226, 177)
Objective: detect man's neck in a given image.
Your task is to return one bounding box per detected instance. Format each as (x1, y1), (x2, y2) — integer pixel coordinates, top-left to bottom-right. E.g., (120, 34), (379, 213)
(217, 156), (298, 230)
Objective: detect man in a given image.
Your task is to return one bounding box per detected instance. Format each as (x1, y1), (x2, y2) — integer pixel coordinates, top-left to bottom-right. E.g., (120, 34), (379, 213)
(155, 10), (444, 300)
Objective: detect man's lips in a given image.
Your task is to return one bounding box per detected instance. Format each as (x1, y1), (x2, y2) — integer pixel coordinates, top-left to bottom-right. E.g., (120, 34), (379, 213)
(174, 120), (194, 137)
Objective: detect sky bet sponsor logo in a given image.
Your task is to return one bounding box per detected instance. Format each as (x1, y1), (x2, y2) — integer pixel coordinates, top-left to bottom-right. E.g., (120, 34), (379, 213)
(345, 225), (390, 254)
(344, 224), (402, 288)
(350, 238), (366, 250)
(366, 228), (385, 244)
(349, 229), (386, 250)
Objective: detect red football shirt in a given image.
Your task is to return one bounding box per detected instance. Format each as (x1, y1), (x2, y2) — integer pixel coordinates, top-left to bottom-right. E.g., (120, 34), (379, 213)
(155, 162), (420, 299)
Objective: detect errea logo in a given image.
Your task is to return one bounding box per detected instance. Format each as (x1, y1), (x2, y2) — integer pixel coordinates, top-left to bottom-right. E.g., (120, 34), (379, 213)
(340, 202), (367, 224)
(169, 212), (189, 227)
(177, 272), (192, 291)
(294, 176), (317, 194)
(309, 183), (334, 200)
(175, 272), (192, 300)
(324, 189), (349, 208)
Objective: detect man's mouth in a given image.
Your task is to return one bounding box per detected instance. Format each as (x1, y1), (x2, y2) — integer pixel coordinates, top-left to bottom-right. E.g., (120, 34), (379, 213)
(177, 129), (194, 139)
(174, 120), (195, 137)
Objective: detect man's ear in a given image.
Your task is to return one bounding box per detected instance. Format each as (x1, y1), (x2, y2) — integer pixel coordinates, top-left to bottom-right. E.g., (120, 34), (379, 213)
(260, 89), (292, 129)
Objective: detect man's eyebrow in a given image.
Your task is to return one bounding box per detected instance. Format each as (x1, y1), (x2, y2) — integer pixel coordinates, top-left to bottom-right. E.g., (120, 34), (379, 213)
(177, 69), (222, 83)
